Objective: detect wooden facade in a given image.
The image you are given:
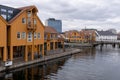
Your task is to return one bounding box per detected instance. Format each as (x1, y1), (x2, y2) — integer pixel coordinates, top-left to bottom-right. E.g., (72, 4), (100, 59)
(44, 26), (59, 55)
(80, 30), (96, 43)
(0, 16), (7, 61)
(65, 30), (83, 43)
(0, 5), (45, 62)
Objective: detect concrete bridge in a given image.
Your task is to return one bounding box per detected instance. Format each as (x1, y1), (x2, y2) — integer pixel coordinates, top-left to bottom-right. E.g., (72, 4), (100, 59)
(93, 40), (120, 47)
(96, 40), (120, 44)
(64, 40), (120, 48)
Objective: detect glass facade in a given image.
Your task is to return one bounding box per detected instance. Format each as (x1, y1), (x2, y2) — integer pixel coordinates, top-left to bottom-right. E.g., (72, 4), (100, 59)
(0, 5), (21, 21)
(46, 18), (62, 33)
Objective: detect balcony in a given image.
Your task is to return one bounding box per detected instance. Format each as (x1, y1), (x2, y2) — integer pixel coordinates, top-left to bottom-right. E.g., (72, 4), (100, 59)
(27, 22), (37, 31)
(47, 37), (51, 41)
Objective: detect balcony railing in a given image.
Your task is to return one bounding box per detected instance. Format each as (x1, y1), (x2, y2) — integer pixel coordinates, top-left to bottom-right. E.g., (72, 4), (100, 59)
(27, 18), (37, 31)
(27, 22), (37, 31)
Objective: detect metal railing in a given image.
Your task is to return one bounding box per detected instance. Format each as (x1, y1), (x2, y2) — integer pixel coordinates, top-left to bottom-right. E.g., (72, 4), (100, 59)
(96, 40), (120, 43)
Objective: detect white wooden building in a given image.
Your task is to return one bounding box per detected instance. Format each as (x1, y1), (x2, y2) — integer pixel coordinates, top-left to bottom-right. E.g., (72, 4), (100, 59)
(95, 31), (117, 41)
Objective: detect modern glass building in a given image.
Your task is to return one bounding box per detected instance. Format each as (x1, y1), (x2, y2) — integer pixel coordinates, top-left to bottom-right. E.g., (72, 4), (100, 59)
(0, 5), (20, 21)
(45, 18), (62, 33)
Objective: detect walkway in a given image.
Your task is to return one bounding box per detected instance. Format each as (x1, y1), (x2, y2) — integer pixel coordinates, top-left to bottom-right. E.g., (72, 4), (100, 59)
(0, 48), (81, 72)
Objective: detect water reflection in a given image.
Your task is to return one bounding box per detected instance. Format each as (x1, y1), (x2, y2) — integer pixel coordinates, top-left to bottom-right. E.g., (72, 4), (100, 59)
(1, 46), (120, 80)
(1, 57), (69, 80)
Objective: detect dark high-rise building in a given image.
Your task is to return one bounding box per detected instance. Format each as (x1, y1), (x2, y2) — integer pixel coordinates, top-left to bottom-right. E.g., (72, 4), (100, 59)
(0, 5), (21, 21)
(45, 18), (62, 33)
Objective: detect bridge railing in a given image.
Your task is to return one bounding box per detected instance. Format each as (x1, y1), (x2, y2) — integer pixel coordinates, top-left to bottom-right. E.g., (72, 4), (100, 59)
(96, 40), (120, 43)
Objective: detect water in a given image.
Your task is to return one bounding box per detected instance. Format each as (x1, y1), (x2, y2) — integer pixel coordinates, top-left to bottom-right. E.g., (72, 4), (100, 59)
(1, 45), (120, 80)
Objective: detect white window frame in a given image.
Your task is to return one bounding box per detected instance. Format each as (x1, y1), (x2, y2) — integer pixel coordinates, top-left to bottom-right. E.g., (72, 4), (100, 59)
(34, 19), (37, 25)
(22, 32), (26, 39)
(1, 8), (6, 12)
(8, 10), (13, 14)
(27, 11), (31, 17)
(17, 32), (21, 40)
(44, 34), (47, 39)
(34, 32), (37, 39)
(38, 33), (40, 39)
(50, 34), (53, 39)
(27, 32), (32, 42)
(22, 18), (26, 24)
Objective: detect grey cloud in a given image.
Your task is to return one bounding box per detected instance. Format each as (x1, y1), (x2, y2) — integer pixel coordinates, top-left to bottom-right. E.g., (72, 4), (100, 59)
(1, 0), (120, 31)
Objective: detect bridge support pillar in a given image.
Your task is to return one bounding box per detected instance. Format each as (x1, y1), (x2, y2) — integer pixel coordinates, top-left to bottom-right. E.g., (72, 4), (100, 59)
(118, 44), (120, 48)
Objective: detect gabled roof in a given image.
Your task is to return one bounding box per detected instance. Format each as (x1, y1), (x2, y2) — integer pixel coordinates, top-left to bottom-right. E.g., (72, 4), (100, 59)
(8, 5), (38, 24)
(96, 31), (117, 36)
(64, 30), (79, 35)
(18, 5), (38, 11)
(45, 26), (58, 34)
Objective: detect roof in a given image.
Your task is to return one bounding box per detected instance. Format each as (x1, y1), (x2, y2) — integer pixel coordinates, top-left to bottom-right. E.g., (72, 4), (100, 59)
(96, 31), (117, 36)
(0, 16), (8, 24)
(45, 26), (58, 34)
(64, 30), (79, 35)
(8, 5), (38, 24)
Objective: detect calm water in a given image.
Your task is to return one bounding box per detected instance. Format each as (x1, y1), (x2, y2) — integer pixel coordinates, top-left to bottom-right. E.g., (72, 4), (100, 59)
(1, 45), (120, 80)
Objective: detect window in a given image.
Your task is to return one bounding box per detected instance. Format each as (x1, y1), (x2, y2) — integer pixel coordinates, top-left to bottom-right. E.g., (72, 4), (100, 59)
(55, 35), (58, 39)
(28, 32), (32, 42)
(44, 34), (47, 39)
(27, 11), (31, 17)
(1, 14), (7, 19)
(8, 10), (13, 14)
(34, 19), (37, 25)
(17, 32), (21, 39)
(1, 8), (6, 12)
(51, 34), (53, 39)
(34, 32), (37, 39)
(22, 32), (26, 39)
(27, 18), (31, 24)
(8, 15), (11, 20)
(22, 18), (26, 24)
(38, 33), (40, 39)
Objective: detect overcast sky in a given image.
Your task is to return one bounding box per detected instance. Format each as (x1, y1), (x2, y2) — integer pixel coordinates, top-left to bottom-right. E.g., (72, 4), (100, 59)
(1, 0), (120, 32)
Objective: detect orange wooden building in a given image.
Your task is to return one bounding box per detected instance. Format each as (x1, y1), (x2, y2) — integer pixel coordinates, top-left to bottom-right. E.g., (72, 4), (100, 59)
(80, 30), (96, 43)
(0, 16), (7, 61)
(8, 6), (45, 61)
(64, 30), (82, 43)
(0, 5), (45, 62)
(44, 26), (58, 55)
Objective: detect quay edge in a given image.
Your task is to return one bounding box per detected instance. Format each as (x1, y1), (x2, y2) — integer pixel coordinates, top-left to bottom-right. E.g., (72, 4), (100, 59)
(0, 48), (81, 72)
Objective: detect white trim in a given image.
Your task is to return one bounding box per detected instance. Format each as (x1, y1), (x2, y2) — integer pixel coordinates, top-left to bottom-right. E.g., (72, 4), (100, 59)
(17, 32), (21, 40)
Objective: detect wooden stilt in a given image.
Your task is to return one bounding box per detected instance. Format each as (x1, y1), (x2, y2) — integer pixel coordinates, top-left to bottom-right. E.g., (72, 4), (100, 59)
(42, 44), (44, 57)
(38, 45), (40, 58)
(25, 45), (28, 62)
(31, 45), (34, 60)
(10, 46), (13, 60)
(3, 46), (7, 61)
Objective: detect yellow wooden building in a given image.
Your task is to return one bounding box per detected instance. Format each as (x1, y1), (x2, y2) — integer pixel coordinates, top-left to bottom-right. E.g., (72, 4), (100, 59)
(8, 6), (45, 61)
(80, 30), (96, 43)
(0, 5), (45, 62)
(65, 30), (82, 43)
(44, 26), (59, 55)
(0, 16), (8, 61)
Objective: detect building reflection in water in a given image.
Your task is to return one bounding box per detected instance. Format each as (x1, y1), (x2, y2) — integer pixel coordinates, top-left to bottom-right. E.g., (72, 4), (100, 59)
(72, 47), (96, 60)
(1, 47), (97, 80)
(2, 57), (68, 80)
